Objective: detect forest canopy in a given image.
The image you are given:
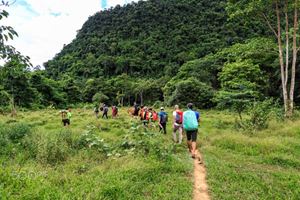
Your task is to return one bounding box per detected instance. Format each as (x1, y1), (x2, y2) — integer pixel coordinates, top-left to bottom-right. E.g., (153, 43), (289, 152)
(1, 0), (296, 111)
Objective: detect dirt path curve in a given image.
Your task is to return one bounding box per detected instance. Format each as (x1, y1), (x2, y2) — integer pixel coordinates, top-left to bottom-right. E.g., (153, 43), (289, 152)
(193, 150), (210, 200)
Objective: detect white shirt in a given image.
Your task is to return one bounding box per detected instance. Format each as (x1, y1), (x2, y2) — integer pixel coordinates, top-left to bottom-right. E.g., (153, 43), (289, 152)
(173, 110), (180, 126)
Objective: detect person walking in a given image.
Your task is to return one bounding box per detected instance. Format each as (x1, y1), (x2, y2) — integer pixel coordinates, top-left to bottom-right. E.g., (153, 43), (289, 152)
(141, 106), (149, 126)
(183, 103), (199, 158)
(172, 105), (183, 143)
(133, 102), (140, 117)
(158, 107), (168, 134)
(94, 104), (99, 119)
(112, 105), (118, 118)
(60, 108), (72, 127)
(102, 104), (109, 119)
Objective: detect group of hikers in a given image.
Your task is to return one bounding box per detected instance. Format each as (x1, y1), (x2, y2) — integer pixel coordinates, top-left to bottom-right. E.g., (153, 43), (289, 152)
(94, 104), (119, 119)
(60, 102), (200, 159)
(131, 102), (200, 158)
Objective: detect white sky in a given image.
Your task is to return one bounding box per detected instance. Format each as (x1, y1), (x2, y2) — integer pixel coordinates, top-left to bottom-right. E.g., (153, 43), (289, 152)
(2, 0), (139, 67)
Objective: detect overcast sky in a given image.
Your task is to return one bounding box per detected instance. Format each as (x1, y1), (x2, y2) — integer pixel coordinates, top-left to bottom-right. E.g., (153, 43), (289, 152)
(3, 0), (139, 67)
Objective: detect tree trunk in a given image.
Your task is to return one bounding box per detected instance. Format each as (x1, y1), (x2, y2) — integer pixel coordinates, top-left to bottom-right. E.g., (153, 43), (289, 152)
(288, 0), (299, 117)
(285, 0), (289, 88)
(276, 1), (289, 115)
(140, 92), (143, 106)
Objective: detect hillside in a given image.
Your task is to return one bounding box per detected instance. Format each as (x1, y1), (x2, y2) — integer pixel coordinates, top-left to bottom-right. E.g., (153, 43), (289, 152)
(44, 0), (268, 79)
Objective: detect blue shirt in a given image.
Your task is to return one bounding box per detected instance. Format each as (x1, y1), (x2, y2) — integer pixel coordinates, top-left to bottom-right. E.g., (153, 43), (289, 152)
(158, 111), (167, 123)
(194, 111), (200, 121)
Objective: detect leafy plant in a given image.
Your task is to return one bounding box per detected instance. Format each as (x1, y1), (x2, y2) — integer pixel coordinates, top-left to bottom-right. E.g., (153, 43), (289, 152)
(76, 126), (110, 154)
(6, 123), (31, 143)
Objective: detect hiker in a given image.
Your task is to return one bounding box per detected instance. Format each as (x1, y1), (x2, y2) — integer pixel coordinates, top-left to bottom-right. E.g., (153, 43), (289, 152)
(158, 107), (168, 134)
(112, 105), (118, 118)
(140, 106), (149, 126)
(102, 104), (109, 119)
(94, 104), (100, 119)
(60, 108), (72, 127)
(183, 103), (199, 158)
(147, 108), (158, 129)
(139, 105), (145, 121)
(133, 102), (140, 117)
(173, 105), (183, 143)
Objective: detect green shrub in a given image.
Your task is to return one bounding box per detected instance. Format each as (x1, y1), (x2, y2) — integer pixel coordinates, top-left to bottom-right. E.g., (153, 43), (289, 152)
(7, 123), (31, 143)
(58, 129), (74, 148)
(75, 127), (110, 154)
(119, 123), (174, 160)
(166, 78), (214, 108)
(37, 135), (70, 165)
(0, 125), (10, 155)
(244, 99), (273, 131)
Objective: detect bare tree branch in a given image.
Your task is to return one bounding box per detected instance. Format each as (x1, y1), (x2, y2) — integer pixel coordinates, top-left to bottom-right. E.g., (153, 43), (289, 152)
(261, 12), (279, 38)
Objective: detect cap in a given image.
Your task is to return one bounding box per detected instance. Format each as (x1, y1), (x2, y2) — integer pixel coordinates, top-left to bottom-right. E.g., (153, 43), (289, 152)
(160, 107), (164, 110)
(187, 103), (193, 109)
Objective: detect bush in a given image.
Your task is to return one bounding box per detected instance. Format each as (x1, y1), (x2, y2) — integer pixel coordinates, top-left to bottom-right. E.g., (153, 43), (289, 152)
(37, 137), (69, 165)
(166, 78), (214, 108)
(118, 123), (175, 160)
(246, 100), (273, 130)
(7, 123), (31, 143)
(92, 92), (109, 104)
(0, 125), (10, 150)
(75, 126), (110, 154)
(236, 99), (274, 132)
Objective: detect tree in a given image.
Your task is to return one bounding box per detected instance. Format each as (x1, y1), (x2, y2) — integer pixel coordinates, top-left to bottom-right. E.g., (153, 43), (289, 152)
(214, 60), (266, 120)
(167, 78), (214, 108)
(92, 92), (109, 104)
(0, 59), (37, 107)
(227, 0), (299, 117)
(0, 1), (32, 115)
(0, 2), (30, 65)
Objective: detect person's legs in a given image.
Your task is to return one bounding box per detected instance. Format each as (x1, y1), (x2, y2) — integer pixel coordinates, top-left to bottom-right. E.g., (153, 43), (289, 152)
(103, 112), (108, 119)
(162, 123), (166, 134)
(178, 126), (183, 144)
(186, 131), (192, 152)
(173, 125), (178, 142)
(191, 130), (198, 158)
(159, 124), (163, 132)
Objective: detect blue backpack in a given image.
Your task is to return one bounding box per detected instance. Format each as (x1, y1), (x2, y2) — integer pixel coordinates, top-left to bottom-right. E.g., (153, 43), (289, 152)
(183, 110), (198, 131)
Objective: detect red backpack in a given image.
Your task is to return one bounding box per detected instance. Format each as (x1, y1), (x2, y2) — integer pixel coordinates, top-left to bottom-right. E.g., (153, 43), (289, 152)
(175, 110), (183, 124)
(152, 111), (158, 121)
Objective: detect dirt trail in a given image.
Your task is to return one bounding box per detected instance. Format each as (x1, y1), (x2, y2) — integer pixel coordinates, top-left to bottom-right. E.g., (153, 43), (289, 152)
(193, 150), (210, 200)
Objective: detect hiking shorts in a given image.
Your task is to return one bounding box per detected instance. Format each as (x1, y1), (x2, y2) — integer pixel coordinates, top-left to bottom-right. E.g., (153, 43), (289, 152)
(62, 119), (70, 126)
(134, 109), (139, 116)
(173, 124), (183, 132)
(186, 130), (198, 142)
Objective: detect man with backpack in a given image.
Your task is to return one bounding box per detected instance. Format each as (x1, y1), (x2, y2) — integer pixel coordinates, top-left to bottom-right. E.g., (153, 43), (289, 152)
(183, 103), (199, 159)
(158, 107), (168, 134)
(133, 102), (140, 117)
(60, 108), (72, 127)
(102, 104), (109, 119)
(140, 106), (149, 126)
(173, 105), (183, 143)
(112, 105), (118, 118)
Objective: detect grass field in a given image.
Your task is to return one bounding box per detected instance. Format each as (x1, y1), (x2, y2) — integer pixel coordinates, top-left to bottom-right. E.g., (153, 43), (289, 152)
(202, 110), (300, 200)
(0, 108), (299, 199)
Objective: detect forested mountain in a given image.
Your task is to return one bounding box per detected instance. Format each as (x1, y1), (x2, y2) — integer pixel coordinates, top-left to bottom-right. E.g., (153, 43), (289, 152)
(2, 0), (291, 110)
(45, 0), (268, 79)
